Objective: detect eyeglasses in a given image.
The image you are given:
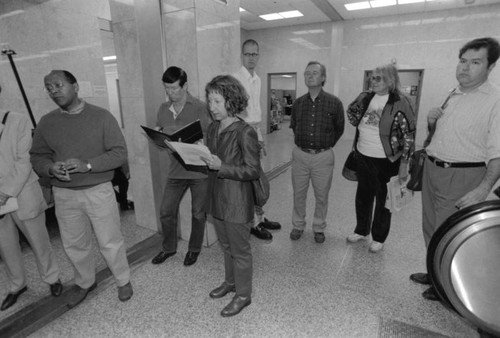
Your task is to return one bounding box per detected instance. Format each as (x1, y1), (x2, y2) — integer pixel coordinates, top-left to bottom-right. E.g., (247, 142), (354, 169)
(371, 75), (382, 83)
(243, 53), (259, 58)
(44, 81), (65, 94)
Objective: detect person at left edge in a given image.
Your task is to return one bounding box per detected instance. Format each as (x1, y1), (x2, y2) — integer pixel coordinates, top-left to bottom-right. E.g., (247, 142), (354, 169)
(150, 66), (213, 267)
(30, 70), (132, 307)
(0, 85), (62, 311)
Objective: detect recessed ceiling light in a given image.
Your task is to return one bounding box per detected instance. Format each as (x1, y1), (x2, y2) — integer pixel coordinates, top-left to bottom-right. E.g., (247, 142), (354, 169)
(279, 10), (303, 18)
(370, 0), (397, 8)
(260, 10), (304, 21)
(398, 0), (425, 4)
(345, 2), (371, 11)
(260, 13), (283, 21)
(103, 55), (116, 61)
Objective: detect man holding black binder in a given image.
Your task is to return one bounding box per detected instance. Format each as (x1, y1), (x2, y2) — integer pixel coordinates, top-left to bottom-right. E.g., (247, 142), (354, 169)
(151, 66), (212, 267)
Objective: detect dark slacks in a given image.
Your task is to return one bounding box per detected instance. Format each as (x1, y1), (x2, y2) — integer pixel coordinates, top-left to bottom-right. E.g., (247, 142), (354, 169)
(354, 152), (399, 243)
(213, 217), (253, 298)
(159, 178), (208, 253)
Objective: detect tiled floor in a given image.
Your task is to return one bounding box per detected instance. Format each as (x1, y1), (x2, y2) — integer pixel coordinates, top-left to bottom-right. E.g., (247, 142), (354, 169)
(0, 119), (479, 337)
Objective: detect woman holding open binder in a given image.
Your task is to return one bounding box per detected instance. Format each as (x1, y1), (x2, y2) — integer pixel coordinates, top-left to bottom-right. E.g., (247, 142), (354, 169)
(202, 75), (260, 317)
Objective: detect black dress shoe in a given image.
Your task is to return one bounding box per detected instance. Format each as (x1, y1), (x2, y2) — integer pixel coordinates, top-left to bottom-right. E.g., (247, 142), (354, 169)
(183, 251), (200, 266)
(422, 286), (439, 301)
(67, 282), (97, 309)
(250, 225), (272, 240)
(221, 295), (251, 317)
(209, 282), (236, 299)
(50, 280), (63, 297)
(410, 272), (430, 285)
(259, 218), (281, 230)
(1, 286), (27, 311)
(151, 250), (176, 265)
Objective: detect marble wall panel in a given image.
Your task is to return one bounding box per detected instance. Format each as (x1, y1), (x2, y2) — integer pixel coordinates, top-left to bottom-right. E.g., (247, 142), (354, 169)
(162, 0), (195, 13)
(163, 8), (200, 97)
(195, 7), (240, 94)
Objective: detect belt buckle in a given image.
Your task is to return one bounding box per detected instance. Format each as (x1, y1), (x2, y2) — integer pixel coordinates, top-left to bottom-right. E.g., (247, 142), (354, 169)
(443, 162), (451, 168)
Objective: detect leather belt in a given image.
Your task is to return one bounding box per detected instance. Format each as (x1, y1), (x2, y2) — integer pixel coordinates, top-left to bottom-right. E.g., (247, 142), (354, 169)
(427, 155), (485, 168)
(299, 147), (330, 154)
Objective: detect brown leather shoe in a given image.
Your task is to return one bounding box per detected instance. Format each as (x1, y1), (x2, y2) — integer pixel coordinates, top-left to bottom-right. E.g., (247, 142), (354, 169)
(67, 282), (97, 309)
(209, 282), (235, 299)
(221, 295), (251, 317)
(118, 282), (133, 302)
(410, 273), (430, 285)
(290, 229), (303, 240)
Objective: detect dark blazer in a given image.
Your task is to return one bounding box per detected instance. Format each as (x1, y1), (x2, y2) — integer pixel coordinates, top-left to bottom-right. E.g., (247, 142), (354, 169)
(205, 119), (260, 223)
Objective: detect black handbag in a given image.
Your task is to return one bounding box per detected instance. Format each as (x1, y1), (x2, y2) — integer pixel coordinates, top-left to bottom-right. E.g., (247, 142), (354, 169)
(407, 149), (426, 192)
(252, 167), (270, 207)
(342, 150), (358, 181)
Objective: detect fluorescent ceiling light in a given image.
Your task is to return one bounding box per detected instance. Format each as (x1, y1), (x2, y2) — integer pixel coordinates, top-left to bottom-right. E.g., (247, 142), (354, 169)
(370, 0), (397, 8)
(103, 55), (116, 61)
(260, 13), (283, 21)
(398, 0), (425, 4)
(345, 2), (371, 10)
(282, 75), (293, 77)
(260, 10), (304, 21)
(279, 10), (303, 18)
(239, 7), (246, 12)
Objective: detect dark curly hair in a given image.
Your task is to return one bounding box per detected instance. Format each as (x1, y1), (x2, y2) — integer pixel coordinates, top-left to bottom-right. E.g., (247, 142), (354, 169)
(205, 75), (248, 116)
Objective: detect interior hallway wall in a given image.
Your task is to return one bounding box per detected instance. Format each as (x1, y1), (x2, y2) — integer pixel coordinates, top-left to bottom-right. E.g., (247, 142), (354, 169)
(340, 3), (500, 146)
(242, 21), (344, 134)
(0, 0), (112, 125)
(242, 3), (500, 145)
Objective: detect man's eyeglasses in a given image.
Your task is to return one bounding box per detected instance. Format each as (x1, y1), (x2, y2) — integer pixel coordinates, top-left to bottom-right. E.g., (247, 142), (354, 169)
(44, 81), (65, 94)
(243, 53), (259, 58)
(371, 75), (382, 83)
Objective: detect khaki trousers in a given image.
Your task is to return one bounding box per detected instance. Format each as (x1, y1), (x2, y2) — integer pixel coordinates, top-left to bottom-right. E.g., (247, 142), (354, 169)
(0, 211), (60, 292)
(53, 182), (130, 288)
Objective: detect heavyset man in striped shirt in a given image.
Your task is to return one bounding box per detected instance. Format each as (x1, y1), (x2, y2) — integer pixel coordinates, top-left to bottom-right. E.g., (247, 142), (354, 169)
(410, 37), (500, 301)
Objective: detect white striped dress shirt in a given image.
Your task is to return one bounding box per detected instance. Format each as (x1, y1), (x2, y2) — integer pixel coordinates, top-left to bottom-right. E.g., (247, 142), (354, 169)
(427, 81), (500, 164)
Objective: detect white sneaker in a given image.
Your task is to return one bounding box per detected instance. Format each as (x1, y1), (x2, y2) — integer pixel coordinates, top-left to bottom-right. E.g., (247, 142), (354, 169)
(346, 233), (368, 243)
(369, 241), (384, 253)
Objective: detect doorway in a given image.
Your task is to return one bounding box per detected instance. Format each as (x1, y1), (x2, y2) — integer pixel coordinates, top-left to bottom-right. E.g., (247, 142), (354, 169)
(267, 73), (297, 132)
(363, 69), (424, 118)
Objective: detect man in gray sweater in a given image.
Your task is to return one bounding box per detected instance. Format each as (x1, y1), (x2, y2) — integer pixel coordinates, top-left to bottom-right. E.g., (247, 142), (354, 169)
(30, 70), (132, 308)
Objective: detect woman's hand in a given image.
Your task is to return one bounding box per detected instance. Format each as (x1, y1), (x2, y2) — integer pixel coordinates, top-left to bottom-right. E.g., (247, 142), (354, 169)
(202, 154), (222, 170)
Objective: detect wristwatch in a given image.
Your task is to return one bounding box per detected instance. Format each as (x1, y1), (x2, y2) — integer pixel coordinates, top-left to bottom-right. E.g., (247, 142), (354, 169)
(86, 162), (92, 172)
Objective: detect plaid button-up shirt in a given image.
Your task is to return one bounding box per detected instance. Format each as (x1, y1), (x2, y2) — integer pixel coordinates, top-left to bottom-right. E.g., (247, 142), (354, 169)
(290, 89), (345, 149)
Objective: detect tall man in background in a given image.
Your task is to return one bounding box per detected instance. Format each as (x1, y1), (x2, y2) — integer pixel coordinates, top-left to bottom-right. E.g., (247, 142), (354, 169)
(233, 39), (282, 241)
(410, 37), (500, 301)
(31, 70), (132, 307)
(151, 66), (212, 267)
(289, 61), (345, 243)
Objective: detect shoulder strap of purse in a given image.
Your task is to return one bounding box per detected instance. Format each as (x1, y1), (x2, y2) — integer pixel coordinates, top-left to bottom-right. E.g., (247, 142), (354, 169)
(0, 111), (10, 140)
(1, 111), (9, 125)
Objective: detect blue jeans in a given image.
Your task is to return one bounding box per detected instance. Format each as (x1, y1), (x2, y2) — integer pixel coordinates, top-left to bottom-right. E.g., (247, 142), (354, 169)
(159, 178), (208, 253)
